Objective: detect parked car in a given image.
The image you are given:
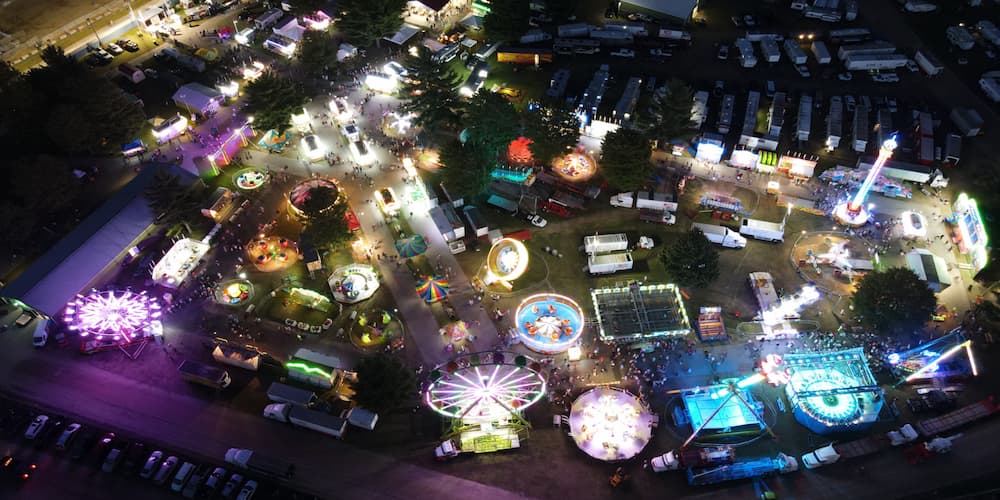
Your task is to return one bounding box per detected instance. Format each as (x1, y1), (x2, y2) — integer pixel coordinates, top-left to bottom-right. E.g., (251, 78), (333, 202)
(105, 43), (123, 55)
(905, 60), (919, 72)
(55, 423), (82, 451)
(116, 39), (139, 52)
(837, 72), (853, 81)
(121, 442), (147, 474)
(102, 448), (123, 473)
(221, 473), (244, 498)
(69, 429), (99, 460)
(871, 72), (900, 83)
(171, 462), (196, 492)
(182, 465), (210, 498)
(203, 467), (228, 497)
(237, 480), (258, 500)
(140, 451), (164, 479)
(649, 48), (671, 57)
(610, 49), (635, 58)
(527, 214), (548, 228)
(152, 456), (179, 485)
(717, 44), (729, 60)
(23, 415), (47, 440)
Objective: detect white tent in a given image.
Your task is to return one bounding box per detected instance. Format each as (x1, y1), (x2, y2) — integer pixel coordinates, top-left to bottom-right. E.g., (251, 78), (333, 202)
(906, 249), (951, 292)
(172, 83), (224, 117)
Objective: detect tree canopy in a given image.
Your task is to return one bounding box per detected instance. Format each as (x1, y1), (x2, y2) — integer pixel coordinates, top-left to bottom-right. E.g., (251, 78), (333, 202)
(600, 128), (652, 190)
(243, 71), (308, 134)
(654, 79), (694, 141)
(337, 0), (407, 47)
(352, 354), (416, 413)
(437, 138), (489, 200)
(297, 30), (339, 80)
(399, 48), (463, 129)
(483, 0), (531, 41)
(438, 90), (520, 198)
(0, 46), (145, 155)
(852, 267), (937, 333)
(660, 229), (720, 288)
(522, 104), (579, 165)
(302, 200), (352, 249)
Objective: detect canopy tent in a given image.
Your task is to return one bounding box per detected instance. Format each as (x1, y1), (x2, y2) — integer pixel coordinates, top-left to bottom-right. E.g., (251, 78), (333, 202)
(416, 275), (449, 303)
(460, 14), (483, 31)
(395, 235), (428, 258)
(906, 249), (952, 292)
(257, 129), (290, 151)
(384, 24), (422, 45)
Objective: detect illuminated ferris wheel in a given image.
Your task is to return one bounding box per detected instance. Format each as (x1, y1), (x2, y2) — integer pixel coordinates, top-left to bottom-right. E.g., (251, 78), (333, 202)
(425, 352), (547, 422)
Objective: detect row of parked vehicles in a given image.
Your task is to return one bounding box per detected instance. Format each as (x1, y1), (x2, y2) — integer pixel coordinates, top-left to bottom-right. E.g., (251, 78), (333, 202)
(6, 402), (262, 499)
(83, 38), (140, 66)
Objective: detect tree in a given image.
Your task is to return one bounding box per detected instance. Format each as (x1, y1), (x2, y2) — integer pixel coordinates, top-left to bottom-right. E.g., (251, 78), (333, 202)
(144, 170), (187, 215)
(243, 71), (308, 134)
(600, 128), (652, 190)
(352, 354), (417, 412)
(655, 79), (694, 141)
(545, 0), (576, 21)
(287, 0), (326, 17)
(297, 30), (339, 80)
(399, 49), (463, 129)
(438, 138), (489, 199)
(522, 104), (579, 165)
(852, 267), (937, 333)
(483, 0), (530, 42)
(337, 0), (407, 47)
(9, 155), (79, 214)
(660, 229), (720, 288)
(302, 201), (352, 249)
(462, 90), (520, 159)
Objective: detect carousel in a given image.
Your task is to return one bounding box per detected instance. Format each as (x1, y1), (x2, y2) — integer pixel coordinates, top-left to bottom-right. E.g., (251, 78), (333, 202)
(234, 167), (269, 191)
(328, 264), (380, 304)
(287, 177), (341, 219)
(215, 279), (254, 306)
(551, 148), (597, 182)
(246, 236), (300, 272)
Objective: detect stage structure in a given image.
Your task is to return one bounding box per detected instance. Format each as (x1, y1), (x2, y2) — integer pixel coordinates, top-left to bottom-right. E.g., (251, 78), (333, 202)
(425, 352), (546, 454)
(833, 137), (897, 226)
(782, 348), (883, 434)
(888, 328), (978, 386)
(591, 282), (691, 342)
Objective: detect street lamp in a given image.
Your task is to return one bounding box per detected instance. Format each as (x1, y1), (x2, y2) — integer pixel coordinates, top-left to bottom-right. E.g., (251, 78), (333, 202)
(85, 17), (104, 46)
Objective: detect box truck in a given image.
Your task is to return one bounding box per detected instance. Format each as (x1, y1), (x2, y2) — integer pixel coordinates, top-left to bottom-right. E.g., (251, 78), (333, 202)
(266, 382), (318, 406)
(783, 39), (807, 64)
(584, 233), (628, 254)
(735, 38), (757, 68)
(811, 41), (831, 64)
(760, 38), (781, 63)
(691, 223), (747, 248)
(588, 252), (633, 274)
(739, 218), (785, 242)
(177, 360), (231, 389)
(914, 50), (943, 76)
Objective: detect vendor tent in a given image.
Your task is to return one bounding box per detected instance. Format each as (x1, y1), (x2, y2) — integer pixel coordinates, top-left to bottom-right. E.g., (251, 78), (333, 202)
(257, 129), (290, 151)
(906, 249), (951, 292)
(172, 83), (224, 117)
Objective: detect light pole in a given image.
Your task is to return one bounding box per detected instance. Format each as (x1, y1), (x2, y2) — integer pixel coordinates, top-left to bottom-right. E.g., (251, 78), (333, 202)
(85, 17), (104, 46)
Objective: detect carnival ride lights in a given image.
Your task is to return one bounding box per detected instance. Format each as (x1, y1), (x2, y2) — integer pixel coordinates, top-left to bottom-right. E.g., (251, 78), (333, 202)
(216, 280), (253, 306)
(246, 237), (299, 272)
(241, 61), (266, 80)
(889, 334), (978, 386)
(569, 386), (655, 461)
(782, 348), (882, 434)
(425, 352), (546, 422)
(833, 137), (897, 226)
(952, 193), (989, 272)
(218, 81), (239, 97)
(514, 294), (585, 354)
(64, 290), (161, 341)
(759, 285), (820, 326)
(388, 112), (416, 134)
(484, 238), (529, 287)
(234, 168), (268, 190)
(680, 375), (772, 449)
(552, 149), (597, 182)
(901, 211), (928, 239)
(288, 178), (340, 218)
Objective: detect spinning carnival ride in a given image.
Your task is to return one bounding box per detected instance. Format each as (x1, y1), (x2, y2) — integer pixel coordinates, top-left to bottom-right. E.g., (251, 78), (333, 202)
(483, 238), (530, 290)
(781, 348), (883, 434)
(426, 352), (546, 453)
(64, 289), (162, 342)
(514, 294), (585, 354)
(833, 137), (897, 226)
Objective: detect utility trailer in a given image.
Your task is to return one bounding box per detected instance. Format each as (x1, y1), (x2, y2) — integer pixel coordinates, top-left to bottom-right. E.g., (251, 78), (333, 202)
(915, 397), (999, 437)
(686, 454), (797, 486)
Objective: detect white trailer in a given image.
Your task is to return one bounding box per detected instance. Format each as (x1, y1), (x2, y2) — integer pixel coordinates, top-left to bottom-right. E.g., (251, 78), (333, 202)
(718, 94), (735, 134)
(760, 38), (781, 63)
(914, 50), (943, 76)
(658, 29), (691, 41)
(743, 90), (761, 136)
(783, 39), (807, 64)
(944, 134), (962, 165)
(844, 53), (908, 71)
(519, 30), (552, 44)
(589, 29), (633, 45)
(811, 41), (831, 64)
(610, 191), (677, 211)
(584, 233), (629, 254)
(212, 344), (260, 371)
(740, 218), (785, 242)
(603, 21), (648, 36)
(853, 104), (869, 153)
(950, 108), (983, 137)
(557, 23), (591, 37)
(797, 95), (813, 141)
(691, 91), (709, 130)
(287, 405), (348, 438)
(826, 96), (843, 149)
(691, 223), (747, 248)
(735, 38), (757, 68)
(588, 252), (634, 274)
(837, 41), (896, 61)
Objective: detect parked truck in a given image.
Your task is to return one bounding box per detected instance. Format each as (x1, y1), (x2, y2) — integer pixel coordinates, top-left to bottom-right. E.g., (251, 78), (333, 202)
(739, 218), (785, 242)
(811, 41), (832, 64)
(759, 38), (781, 63)
(269, 404), (348, 438)
(584, 233), (629, 254)
(610, 191), (678, 211)
(914, 50), (943, 76)
(801, 424), (919, 469)
(557, 23), (590, 37)
(691, 223), (747, 249)
(224, 448), (295, 479)
(519, 30), (552, 44)
(588, 252), (633, 274)
(266, 382), (318, 406)
(734, 38), (757, 68)
(177, 360), (231, 389)
(639, 208), (676, 225)
(915, 397), (999, 437)
(651, 446), (736, 472)
(686, 454), (797, 486)
(843, 53), (908, 71)
(783, 39), (807, 64)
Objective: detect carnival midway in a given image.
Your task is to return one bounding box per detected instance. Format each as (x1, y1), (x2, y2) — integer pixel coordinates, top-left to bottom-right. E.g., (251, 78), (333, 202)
(4, 13), (999, 497)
